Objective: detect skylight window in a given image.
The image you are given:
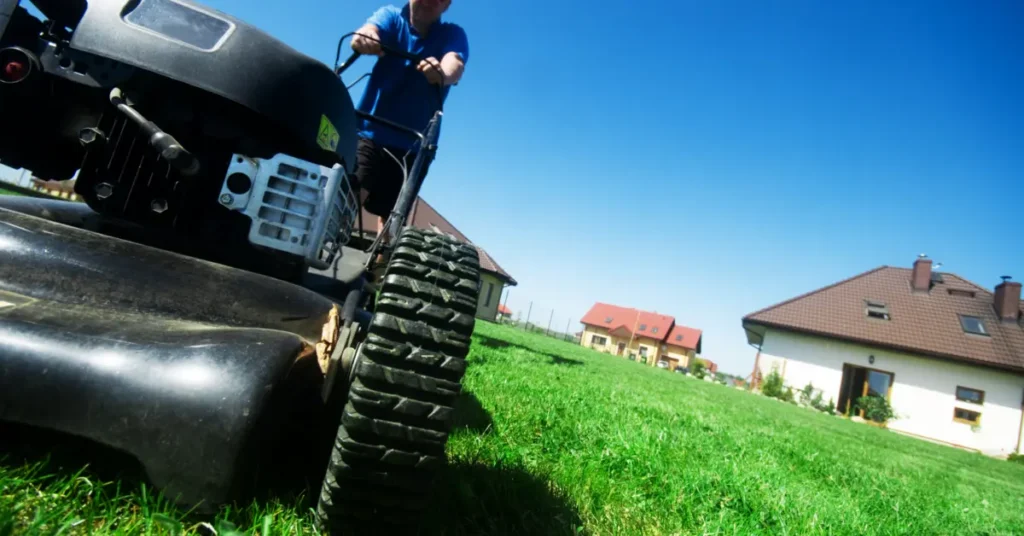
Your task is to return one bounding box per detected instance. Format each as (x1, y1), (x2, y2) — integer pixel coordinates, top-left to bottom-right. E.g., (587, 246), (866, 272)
(864, 300), (890, 321)
(639, 324), (647, 331)
(604, 317), (613, 323)
(948, 289), (976, 298)
(959, 315), (988, 336)
(675, 335), (683, 342)
(651, 327), (659, 334)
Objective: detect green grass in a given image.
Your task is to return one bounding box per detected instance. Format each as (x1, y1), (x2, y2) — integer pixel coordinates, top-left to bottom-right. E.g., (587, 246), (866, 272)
(2, 321), (1023, 535)
(0, 187), (22, 196)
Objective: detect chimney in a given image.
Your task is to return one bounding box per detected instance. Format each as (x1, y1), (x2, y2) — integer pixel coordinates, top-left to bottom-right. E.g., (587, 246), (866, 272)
(994, 276), (1022, 322)
(911, 254), (932, 292)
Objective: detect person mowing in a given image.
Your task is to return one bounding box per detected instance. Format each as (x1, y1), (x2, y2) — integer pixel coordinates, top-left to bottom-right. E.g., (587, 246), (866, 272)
(349, 0), (469, 245)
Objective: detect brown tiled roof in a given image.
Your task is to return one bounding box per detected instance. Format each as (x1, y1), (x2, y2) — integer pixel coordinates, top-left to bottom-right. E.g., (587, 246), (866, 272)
(743, 266), (1024, 373)
(357, 197), (517, 285)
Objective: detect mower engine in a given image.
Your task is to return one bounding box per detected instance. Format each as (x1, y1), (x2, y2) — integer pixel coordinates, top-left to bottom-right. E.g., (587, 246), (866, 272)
(0, 0), (360, 277)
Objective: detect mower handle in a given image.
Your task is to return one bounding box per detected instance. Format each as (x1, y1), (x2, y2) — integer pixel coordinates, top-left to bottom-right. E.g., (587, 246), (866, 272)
(335, 33), (446, 111)
(336, 42), (427, 76)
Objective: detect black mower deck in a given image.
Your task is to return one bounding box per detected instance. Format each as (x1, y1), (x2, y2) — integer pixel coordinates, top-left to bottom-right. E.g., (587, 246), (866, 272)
(0, 198), (348, 509)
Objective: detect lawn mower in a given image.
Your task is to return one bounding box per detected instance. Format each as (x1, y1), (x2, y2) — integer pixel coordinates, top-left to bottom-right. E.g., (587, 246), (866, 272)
(0, 0), (480, 533)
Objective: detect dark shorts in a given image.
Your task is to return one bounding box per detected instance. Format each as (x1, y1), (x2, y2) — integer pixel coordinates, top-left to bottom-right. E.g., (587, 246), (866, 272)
(354, 137), (432, 218)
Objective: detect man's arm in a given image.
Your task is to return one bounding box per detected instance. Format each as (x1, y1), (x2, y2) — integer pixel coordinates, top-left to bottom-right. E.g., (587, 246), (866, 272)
(418, 52), (465, 87)
(352, 6), (399, 56)
(351, 23), (383, 56)
(440, 52), (465, 86)
(418, 25), (469, 87)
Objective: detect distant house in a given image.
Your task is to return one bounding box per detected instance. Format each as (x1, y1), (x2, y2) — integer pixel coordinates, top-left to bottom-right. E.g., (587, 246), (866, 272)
(357, 197), (517, 322)
(699, 359), (719, 375)
(580, 302), (702, 369)
(497, 304), (513, 321)
(742, 255), (1024, 457)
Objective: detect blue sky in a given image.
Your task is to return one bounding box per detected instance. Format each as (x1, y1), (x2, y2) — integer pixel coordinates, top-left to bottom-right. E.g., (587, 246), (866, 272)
(32, 0), (1023, 375)
(206, 0), (1023, 375)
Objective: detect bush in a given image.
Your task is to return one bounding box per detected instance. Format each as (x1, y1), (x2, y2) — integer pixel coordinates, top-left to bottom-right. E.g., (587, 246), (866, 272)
(692, 360), (707, 379)
(1008, 453), (1024, 465)
(781, 387), (795, 403)
(799, 383), (815, 406)
(761, 369), (784, 399)
(855, 395), (895, 423)
(809, 391), (823, 409)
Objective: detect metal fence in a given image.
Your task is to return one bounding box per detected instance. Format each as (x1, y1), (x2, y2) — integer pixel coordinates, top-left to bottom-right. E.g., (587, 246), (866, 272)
(497, 299), (582, 345)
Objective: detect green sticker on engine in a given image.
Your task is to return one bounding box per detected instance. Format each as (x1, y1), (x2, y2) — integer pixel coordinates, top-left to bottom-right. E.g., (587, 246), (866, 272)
(0, 289), (34, 314)
(317, 115), (340, 152)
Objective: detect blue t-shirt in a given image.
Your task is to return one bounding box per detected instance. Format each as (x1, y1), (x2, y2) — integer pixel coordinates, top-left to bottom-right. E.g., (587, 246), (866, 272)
(356, 5), (469, 150)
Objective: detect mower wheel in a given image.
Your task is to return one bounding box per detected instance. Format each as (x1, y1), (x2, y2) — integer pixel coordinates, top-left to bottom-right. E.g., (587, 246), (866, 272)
(316, 228), (480, 534)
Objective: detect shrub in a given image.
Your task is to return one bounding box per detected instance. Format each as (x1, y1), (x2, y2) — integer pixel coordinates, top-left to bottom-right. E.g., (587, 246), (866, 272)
(781, 387), (795, 403)
(855, 395), (895, 423)
(1007, 453), (1024, 465)
(799, 383), (815, 406)
(761, 369), (784, 399)
(692, 360), (707, 379)
(809, 391), (823, 410)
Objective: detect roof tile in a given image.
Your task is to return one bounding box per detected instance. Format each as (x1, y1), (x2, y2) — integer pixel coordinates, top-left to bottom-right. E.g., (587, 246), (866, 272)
(358, 197), (516, 285)
(744, 267), (1024, 372)
(581, 302), (702, 351)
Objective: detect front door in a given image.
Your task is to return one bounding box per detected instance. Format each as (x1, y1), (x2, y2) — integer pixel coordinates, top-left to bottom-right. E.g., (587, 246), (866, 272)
(616, 342), (626, 356)
(838, 364), (895, 419)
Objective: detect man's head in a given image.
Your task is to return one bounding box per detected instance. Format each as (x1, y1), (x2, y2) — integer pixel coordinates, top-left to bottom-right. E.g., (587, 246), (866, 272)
(409, 0), (451, 25)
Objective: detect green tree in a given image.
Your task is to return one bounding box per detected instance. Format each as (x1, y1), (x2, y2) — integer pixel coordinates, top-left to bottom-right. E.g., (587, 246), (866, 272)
(691, 360), (707, 378)
(761, 369), (784, 399)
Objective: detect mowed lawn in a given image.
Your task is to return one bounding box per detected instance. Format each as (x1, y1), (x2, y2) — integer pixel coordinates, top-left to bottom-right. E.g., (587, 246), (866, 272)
(2, 321), (1024, 535)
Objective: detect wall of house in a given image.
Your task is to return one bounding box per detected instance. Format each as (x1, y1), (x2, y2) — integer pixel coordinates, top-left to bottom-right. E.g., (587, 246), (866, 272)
(582, 328), (672, 366)
(633, 336), (663, 366)
(475, 273), (504, 322)
(661, 345), (695, 368)
(755, 328), (1024, 457)
(582, 326), (613, 352)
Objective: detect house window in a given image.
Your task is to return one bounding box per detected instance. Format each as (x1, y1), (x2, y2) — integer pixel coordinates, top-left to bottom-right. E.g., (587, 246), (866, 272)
(639, 324), (647, 332)
(947, 289), (976, 298)
(591, 335), (608, 346)
(955, 386), (984, 405)
(675, 335), (683, 342)
(639, 346), (648, 357)
(864, 300), (890, 321)
(959, 315), (988, 336)
(484, 282), (494, 307)
(604, 316), (613, 323)
(651, 327), (659, 334)
(953, 407), (981, 425)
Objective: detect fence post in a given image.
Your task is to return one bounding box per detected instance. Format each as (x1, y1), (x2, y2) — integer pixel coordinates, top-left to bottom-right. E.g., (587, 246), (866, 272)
(546, 309), (554, 337)
(525, 302), (532, 331)
(564, 318), (571, 342)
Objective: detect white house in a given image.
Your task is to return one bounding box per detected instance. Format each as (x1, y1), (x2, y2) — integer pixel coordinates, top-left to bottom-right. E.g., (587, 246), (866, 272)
(743, 256), (1024, 457)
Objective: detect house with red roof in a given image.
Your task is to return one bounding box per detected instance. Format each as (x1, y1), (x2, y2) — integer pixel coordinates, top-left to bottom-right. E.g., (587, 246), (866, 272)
(580, 302), (703, 370)
(497, 304), (513, 321)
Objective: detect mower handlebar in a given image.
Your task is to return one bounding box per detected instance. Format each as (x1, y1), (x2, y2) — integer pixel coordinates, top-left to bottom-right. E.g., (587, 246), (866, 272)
(335, 42), (425, 76)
